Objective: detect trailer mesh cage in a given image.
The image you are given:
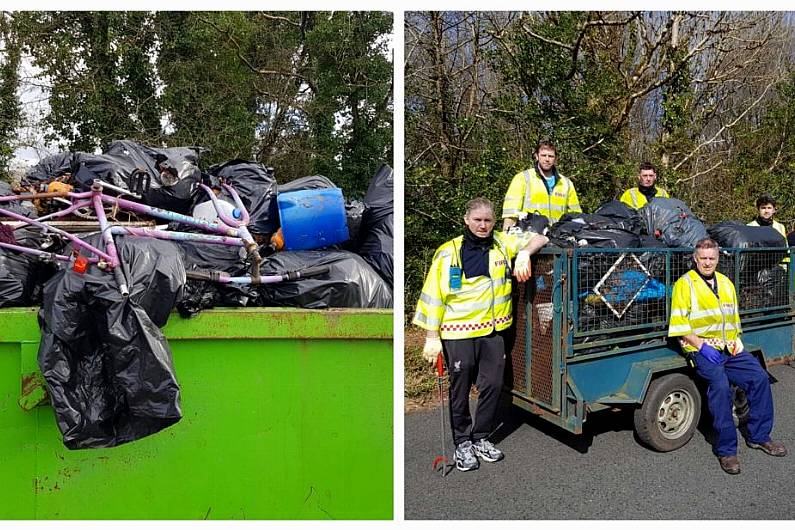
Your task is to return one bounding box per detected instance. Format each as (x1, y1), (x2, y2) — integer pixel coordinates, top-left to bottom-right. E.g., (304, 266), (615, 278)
(572, 247), (791, 338)
(509, 253), (556, 405)
(507, 246), (792, 407)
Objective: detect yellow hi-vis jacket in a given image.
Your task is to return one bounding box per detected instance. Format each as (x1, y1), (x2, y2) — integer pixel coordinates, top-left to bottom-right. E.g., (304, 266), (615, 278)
(619, 187), (669, 209)
(668, 270), (744, 355)
(747, 219), (786, 238)
(413, 231), (533, 340)
(747, 219), (789, 264)
(501, 166), (581, 223)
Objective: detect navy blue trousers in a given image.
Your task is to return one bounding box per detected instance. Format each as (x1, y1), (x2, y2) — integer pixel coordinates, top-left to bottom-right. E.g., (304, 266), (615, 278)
(693, 349), (773, 456)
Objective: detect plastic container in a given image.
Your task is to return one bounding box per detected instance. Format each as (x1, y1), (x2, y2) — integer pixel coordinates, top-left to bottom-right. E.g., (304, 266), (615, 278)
(277, 188), (349, 250)
(191, 198), (238, 223)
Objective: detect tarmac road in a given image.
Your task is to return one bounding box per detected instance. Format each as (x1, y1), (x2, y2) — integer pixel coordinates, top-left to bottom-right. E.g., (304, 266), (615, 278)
(404, 363), (795, 520)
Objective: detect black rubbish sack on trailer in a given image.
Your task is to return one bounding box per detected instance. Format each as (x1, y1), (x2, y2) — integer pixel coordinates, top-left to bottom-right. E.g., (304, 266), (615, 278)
(38, 234), (184, 449)
(357, 165), (394, 285)
(639, 198), (707, 248)
(175, 240), (254, 318)
(68, 141), (203, 214)
(570, 228), (640, 248)
(22, 152), (75, 184)
(516, 213), (550, 235)
(207, 159), (278, 240)
(71, 150), (151, 194)
(708, 221), (787, 282)
(256, 250), (393, 309)
(594, 200), (646, 235)
(0, 228), (62, 307)
(741, 265), (789, 310)
(708, 221), (787, 249)
(549, 213), (640, 248)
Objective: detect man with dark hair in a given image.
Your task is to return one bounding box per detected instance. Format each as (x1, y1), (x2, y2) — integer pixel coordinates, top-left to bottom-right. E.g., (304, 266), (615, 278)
(669, 237), (787, 474)
(749, 193), (789, 266)
(748, 193), (786, 238)
(620, 161), (669, 209)
(501, 139), (581, 230)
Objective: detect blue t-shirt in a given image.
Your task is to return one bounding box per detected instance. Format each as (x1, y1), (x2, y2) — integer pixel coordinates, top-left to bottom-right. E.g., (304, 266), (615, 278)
(544, 173), (556, 193)
(536, 163), (558, 193)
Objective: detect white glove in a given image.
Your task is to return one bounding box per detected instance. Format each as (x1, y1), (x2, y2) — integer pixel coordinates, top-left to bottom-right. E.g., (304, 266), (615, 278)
(422, 336), (443, 364)
(514, 250), (531, 282)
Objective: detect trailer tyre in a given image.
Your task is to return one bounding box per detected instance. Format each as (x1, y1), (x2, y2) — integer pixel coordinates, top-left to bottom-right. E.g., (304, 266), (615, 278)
(733, 386), (749, 427)
(634, 373), (701, 452)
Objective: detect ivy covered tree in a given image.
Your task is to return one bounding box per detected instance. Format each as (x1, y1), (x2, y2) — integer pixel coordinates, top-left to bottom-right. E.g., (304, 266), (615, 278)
(5, 11), (392, 195)
(0, 12), (21, 180)
(15, 11), (162, 152)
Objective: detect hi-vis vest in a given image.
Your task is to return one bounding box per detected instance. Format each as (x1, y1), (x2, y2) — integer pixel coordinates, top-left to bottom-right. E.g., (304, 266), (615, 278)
(747, 219), (786, 238)
(619, 187), (669, 209)
(501, 167), (581, 223)
(747, 219), (789, 264)
(668, 270), (744, 355)
(413, 231), (531, 340)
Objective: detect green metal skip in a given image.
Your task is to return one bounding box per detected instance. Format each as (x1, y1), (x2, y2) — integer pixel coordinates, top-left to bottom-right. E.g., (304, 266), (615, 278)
(0, 307), (393, 520)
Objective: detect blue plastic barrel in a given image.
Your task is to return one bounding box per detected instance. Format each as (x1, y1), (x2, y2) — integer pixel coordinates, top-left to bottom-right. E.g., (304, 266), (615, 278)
(277, 188), (350, 250)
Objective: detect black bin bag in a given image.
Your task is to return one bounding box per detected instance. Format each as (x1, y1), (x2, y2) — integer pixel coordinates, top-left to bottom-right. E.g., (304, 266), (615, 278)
(207, 159), (278, 240)
(256, 250), (393, 308)
(0, 181), (36, 218)
(38, 235), (184, 449)
(358, 212), (394, 284)
(358, 165), (394, 285)
(105, 140), (203, 215)
(0, 228), (62, 307)
(708, 221), (787, 283)
(22, 152), (75, 184)
(176, 240), (255, 318)
(639, 198), (707, 248)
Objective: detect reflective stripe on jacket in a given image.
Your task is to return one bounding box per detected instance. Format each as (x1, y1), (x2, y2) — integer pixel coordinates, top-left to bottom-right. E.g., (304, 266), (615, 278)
(619, 187), (669, 209)
(501, 167), (581, 223)
(668, 270), (744, 354)
(413, 231), (532, 340)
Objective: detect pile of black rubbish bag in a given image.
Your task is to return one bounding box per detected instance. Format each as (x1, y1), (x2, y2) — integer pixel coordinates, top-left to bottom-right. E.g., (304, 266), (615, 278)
(0, 140), (393, 449)
(528, 198), (788, 336)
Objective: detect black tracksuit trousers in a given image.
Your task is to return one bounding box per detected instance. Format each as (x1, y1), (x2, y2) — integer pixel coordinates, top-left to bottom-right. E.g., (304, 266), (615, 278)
(442, 331), (505, 446)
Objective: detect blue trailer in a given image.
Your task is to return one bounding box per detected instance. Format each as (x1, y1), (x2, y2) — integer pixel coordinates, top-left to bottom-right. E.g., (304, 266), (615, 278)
(509, 246), (794, 451)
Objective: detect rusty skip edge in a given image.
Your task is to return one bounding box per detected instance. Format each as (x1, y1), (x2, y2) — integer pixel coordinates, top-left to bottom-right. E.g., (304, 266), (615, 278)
(0, 307), (394, 342)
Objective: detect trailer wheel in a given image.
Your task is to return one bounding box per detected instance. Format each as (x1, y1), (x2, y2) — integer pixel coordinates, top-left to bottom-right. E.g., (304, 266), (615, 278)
(634, 373), (701, 452)
(733, 386), (749, 427)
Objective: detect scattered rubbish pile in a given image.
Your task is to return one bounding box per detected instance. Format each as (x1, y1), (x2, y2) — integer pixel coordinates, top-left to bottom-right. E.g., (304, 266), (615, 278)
(1, 139), (393, 449)
(519, 195), (791, 340)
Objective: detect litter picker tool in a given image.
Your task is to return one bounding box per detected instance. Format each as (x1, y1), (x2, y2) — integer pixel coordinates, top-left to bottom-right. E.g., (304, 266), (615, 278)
(432, 352), (450, 477)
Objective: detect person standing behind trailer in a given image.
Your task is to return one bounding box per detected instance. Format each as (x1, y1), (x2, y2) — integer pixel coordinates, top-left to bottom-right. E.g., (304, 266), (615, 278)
(748, 193), (786, 237)
(501, 139), (581, 231)
(668, 238), (787, 475)
(748, 193), (788, 266)
(619, 162), (669, 209)
(414, 197), (548, 472)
